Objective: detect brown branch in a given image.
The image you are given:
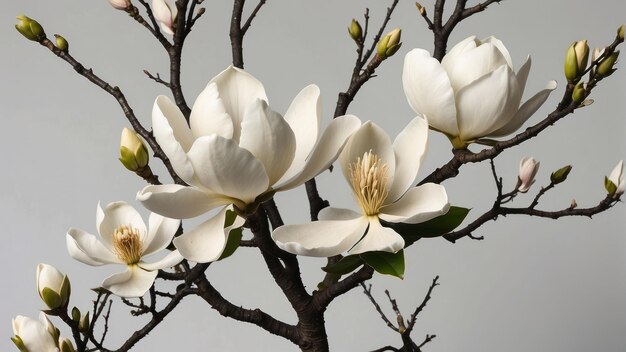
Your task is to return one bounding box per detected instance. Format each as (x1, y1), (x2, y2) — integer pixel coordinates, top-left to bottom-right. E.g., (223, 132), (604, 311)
(242, 0), (268, 34)
(461, 0), (503, 20)
(143, 69), (171, 88)
(406, 277), (440, 332)
(129, 2), (171, 49)
(314, 265), (375, 308)
(360, 283), (399, 332)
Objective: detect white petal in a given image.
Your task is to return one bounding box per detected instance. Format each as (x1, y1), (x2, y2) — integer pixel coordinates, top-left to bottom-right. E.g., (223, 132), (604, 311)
(137, 184), (233, 219)
(37, 264), (64, 293)
(239, 99), (296, 184)
(272, 216), (369, 257)
(481, 36), (514, 69)
(190, 82), (234, 140)
(142, 213), (180, 256)
(347, 217), (405, 255)
(443, 42), (509, 92)
(152, 0), (174, 29)
(101, 266), (158, 298)
(516, 56), (532, 97)
(282, 84), (322, 172)
(273, 114), (361, 191)
(66, 229), (120, 266)
(139, 250), (184, 271)
(173, 206), (244, 263)
(98, 201), (147, 247)
(152, 95), (195, 183)
(441, 35), (478, 69)
(387, 116), (429, 203)
(339, 121), (395, 186)
(379, 183), (450, 224)
(403, 49), (458, 136)
(486, 80), (557, 138)
(608, 160), (624, 191)
(12, 315), (58, 352)
(456, 65), (519, 141)
(319, 207), (362, 221)
(187, 135), (270, 204)
(209, 66), (268, 141)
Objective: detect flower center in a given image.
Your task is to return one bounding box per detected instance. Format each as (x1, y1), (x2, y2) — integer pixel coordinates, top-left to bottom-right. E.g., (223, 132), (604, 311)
(112, 225), (143, 265)
(349, 150), (389, 216)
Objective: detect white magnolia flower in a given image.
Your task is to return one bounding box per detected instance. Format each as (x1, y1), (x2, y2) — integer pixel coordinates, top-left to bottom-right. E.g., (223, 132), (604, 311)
(152, 0), (177, 35)
(272, 117), (450, 257)
(607, 160), (625, 198)
(517, 157), (540, 193)
(37, 263), (71, 310)
(136, 66), (360, 261)
(403, 35), (557, 148)
(12, 313), (59, 352)
(66, 202), (182, 297)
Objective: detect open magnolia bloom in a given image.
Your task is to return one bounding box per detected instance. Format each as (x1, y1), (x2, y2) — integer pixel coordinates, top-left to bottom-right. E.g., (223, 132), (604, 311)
(66, 202), (182, 298)
(272, 117), (450, 257)
(137, 65), (360, 225)
(403, 35), (557, 149)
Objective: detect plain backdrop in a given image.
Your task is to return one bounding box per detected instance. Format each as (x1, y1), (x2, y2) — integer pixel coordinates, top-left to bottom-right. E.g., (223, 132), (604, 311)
(1, 0), (625, 351)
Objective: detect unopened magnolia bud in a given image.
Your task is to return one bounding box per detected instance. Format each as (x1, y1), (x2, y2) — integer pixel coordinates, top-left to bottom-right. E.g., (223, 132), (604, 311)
(79, 312), (90, 333)
(606, 160), (624, 198)
(572, 82), (586, 103)
(152, 0), (177, 35)
(415, 2), (426, 15)
(71, 307), (81, 322)
(37, 264), (71, 311)
(517, 157), (540, 193)
(15, 15), (45, 42)
(54, 34), (68, 52)
(596, 51), (619, 77)
(570, 199), (578, 208)
(550, 165), (572, 184)
(348, 19), (362, 42)
(618, 25), (624, 41)
(564, 40), (588, 81)
(108, 0), (131, 10)
(119, 127), (149, 171)
(377, 28), (402, 58)
(60, 338), (76, 352)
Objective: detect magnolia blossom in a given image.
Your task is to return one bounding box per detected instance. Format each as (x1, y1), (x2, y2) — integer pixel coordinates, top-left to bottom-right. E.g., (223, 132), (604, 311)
(107, 0), (130, 10)
(152, 0), (176, 35)
(517, 157), (540, 193)
(12, 313), (59, 352)
(37, 263), (71, 310)
(66, 202), (182, 297)
(272, 117), (449, 257)
(607, 160), (625, 198)
(403, 35), (557, 148)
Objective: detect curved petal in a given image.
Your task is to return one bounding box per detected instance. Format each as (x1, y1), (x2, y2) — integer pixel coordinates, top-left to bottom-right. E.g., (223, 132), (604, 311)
(403, 49), (458, 136)
(456, 65), (519, 141)
(152, 0), (174, 29)
(12, 315), (58, 352)
(239, 99), (296, 184)
(67, 229), (120, 266)
(272, 216), (369, 257)
(319, 207), (362, 221)
(516, 56), (532, 97)
(283, 84), (322, 170)
(486, 80), (557, 138)
(137, 184), (233, 219)
(273, 114), (361, 191)
(98, 202), (147, 247)
(379, 183), (450, 224)
(339, 121), (395, 186)
(441, 36), (477, 68)
(481, 36), (514, 69)
(190, 82), (234, 140)
(186, 135), (270, 204)
(139, 250), (184, 271)
(209, 66), (267, 141)
(173, 206), (243, 263)
(95, 202), (112, 249)
(142, 213), (181, 256)
(347, 217), (405, 255)
(387, 116), (429, 203)
(153, 96), (195, 183)
(443, 42), (509, 92)
(101, 266), (158, 298)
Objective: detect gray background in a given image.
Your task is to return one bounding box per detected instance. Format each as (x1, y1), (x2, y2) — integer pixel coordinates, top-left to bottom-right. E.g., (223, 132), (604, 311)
(1, 0), (625, 351)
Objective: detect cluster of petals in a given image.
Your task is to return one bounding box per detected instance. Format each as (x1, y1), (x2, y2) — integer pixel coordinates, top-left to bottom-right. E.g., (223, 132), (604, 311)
(403, 35), (557, 148)
(137, 66), (361, 262)
(66, 202), (182, 297)
(272, 116), (450, 257)
(12, 313), (61, 352)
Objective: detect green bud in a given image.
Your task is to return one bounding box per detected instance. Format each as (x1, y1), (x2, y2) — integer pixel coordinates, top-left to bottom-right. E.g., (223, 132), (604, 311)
(54, 34), (68, 52)
(41, 287), (62, 311)
(15, 15), (45, 42)
(605, 176), (617, 195)
(596, 51), (619, 77)
(377, 28), (402, 58)
(79, 312), (90, 333)
(572, 82), (586, 103)
(564, 40), (588, 81)
(11, 335), (28, 352)
(60, 338), (76, 352)
(119, 128), (149, 171)
(618, 25), (624, 41)
(71, 307), (81, 322)
(550, 165), (572, 184)
(348, 19), (362, 42)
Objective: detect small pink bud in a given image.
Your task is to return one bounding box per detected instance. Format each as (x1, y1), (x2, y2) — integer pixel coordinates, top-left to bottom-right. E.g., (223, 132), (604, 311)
(517, 157), (540, 193)
(108, 0), (131, 10)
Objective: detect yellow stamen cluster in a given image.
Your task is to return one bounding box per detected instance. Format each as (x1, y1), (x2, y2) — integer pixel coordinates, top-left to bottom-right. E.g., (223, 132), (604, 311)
(349, 150), (389, 216)
(112, 225), (143, 265)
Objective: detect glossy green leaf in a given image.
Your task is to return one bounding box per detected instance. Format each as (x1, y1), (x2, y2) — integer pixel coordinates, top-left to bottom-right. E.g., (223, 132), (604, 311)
(384, 206), (470, 247)
(322, 255), (364, 275)
(360, 250), (405, 279)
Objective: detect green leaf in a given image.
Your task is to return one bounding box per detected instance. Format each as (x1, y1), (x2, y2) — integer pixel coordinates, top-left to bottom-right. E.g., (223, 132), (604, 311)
(322, 255), (364, 275)
(605, 176), (617, 195)
(41, 287), (62, 309)
(384, 206), (470, 247)
(360, 250), (405, 279)
(218, 209), (243, 260)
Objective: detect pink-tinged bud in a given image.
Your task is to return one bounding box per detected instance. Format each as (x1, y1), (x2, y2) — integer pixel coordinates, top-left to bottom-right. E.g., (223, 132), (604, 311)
(108, 0), (131, 10)
(152, 0), (177, 35)
(517, 157), (540, 193)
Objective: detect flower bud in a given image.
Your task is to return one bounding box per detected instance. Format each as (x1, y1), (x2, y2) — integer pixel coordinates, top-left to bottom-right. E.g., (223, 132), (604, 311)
(108, 0), (131, 10)
(517, 157), (540, 193)
(564, 40), (588, 81)
(550, 165), (572, 184)
(79, 311), (90, 333)
(60, 338), (76, 352)
(71, 307), (81, 322)
(12, 313), (60, 352)
(605, 160), (624, 198)
(348, 19), (362, 42)
(37, 263), (71, 310)
(415, 2), (427, 15)
(54, 34), (68, 52)
(119, 128), (149, 171)
(618, 25), (624, 41)
(596, 51), (619, 78)
(571, 82), (586, 103)
(15, 15), (46, 42)
(152, 0), (177, 35)
(377, 28), (402, 58)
